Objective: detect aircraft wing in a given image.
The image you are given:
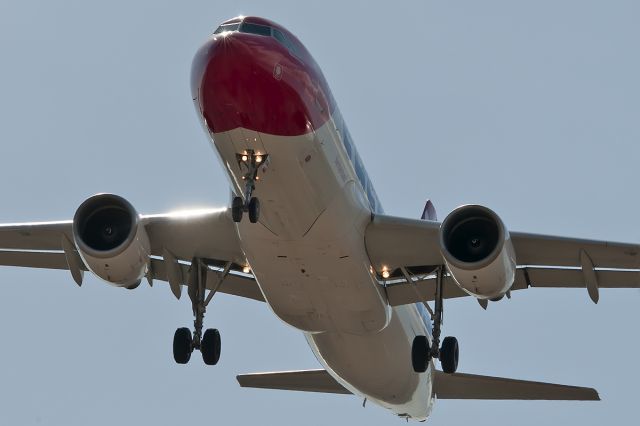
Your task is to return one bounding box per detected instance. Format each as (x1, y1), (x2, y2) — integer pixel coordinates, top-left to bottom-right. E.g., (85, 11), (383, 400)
(0, 208), (264, 302)
(366, 214), (640, 305)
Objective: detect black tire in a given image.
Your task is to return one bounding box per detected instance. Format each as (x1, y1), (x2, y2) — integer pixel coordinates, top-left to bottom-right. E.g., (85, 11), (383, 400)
(173, 327), (193, 364)
(248, 197), (260, 223)
(232, 196), (244, 223)
(411, 335), (430, 373)
(201, 328), (221, 366)
(440, 336), (459, 374)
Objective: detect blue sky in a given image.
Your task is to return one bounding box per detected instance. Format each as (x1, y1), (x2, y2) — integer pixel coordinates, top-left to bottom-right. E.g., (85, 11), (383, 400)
(0, 1), (638, 425)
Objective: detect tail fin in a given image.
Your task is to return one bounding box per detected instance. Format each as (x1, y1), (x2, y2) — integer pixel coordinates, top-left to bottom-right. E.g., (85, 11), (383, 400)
(421, 199), (437, 221)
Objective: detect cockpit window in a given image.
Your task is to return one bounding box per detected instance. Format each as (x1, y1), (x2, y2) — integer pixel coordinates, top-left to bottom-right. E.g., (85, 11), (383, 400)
(272, 29), (288, 46)
(239, 23), (271, 36)
(214, 23), (240, 34)
(273, 28), (301, 58)
(214, 20), (303, 60)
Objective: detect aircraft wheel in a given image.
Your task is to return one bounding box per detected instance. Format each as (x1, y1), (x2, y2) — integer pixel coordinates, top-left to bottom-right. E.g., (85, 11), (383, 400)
(232, 196), (244, 223)
(173, 327), (193, 364)
(201, 328), (221, 366)
(412, 335), (430, 373)
(440, 336), (459, 374)
(248, 197), (260, 223)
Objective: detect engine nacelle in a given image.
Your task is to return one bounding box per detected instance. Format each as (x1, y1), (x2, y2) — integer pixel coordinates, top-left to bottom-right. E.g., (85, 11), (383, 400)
(439, 205), (516, 300)
(73, 194), (150, 288)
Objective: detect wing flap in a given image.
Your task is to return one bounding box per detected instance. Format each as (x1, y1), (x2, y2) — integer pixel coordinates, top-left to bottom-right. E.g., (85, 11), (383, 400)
(149, 258), (264, 302)
(0, 221), (72, 251)
(434, 371), (600, 400)
(0, 250), (75, 270)
(386, 266), (640, 306)
(384, 275), (468, 306)
(518, 267), (640, 289)
(0, 251), (264, 302)
(236, 369), (351, 394)
(511, 232), (640, 269)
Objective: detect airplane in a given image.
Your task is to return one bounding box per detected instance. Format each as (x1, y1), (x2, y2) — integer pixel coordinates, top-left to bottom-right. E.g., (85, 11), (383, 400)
(0, 15), (638, 421)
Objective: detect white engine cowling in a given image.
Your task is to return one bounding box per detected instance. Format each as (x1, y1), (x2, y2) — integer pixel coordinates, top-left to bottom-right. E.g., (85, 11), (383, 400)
(439, 205), (516, 300)
(73, 194), (150, 288)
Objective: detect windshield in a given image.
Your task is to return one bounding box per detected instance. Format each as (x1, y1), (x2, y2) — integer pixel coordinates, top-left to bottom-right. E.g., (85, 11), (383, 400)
(214, 23), (240, 34)
(240, 23), (271, 36)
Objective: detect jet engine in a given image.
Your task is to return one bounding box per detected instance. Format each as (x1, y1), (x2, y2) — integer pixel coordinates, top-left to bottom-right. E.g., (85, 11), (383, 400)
(439, 205), (516, 300)
(73, 194), (150, 288)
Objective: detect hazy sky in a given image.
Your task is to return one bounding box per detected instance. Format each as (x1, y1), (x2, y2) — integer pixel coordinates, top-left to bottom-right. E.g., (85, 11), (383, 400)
(0, 1), (639, 425)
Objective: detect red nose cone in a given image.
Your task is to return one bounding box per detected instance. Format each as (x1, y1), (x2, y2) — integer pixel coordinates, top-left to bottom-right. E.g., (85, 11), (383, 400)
(191, 30), (334, 136)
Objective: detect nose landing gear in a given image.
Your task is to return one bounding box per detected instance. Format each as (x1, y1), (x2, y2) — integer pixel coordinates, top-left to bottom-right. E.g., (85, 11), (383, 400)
(411, 266), (460, 374)
(231, 150), (268, 224)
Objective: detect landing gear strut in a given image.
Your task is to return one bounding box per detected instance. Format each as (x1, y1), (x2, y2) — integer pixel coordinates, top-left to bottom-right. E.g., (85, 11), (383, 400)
(231, 149), (268, 224)
(173, 259), (230, 365)
(411, 266), (459, 374)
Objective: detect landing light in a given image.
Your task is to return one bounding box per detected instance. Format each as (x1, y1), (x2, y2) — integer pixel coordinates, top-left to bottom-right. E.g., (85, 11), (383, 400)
(382, 269), (390, 279)
(255, 155), (263, 163)
(241, 155), (248, 162)
(242, 265), (251, 274)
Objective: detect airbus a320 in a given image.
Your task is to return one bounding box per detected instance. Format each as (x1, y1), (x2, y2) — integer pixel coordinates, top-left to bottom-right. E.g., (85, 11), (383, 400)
(1, 16), (638, 421)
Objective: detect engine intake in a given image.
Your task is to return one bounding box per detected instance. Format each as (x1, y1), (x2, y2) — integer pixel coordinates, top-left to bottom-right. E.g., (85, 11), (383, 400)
(73, 194), (150, 287)
(439, 205), (516, 299)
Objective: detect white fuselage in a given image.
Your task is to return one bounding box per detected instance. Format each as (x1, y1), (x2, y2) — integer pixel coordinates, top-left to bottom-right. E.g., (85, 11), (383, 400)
(209, 109), (435, 420)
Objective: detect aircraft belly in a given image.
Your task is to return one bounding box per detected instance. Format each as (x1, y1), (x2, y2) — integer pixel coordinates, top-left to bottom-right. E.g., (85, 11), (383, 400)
(306, 305), (434, 420)
(210, 124), (390, 334)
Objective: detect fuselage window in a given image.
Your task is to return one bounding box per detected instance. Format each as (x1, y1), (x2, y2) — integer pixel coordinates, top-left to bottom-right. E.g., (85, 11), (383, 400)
(214, 23), (240, 34)
(240, 23), (272, 37)
(273, 28), (289, 48)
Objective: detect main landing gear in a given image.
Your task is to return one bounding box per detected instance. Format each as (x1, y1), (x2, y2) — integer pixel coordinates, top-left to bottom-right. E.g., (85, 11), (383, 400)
(231, 149), (269, 224)
(411, 266), (460, 374)
(173, 259), (231, 365)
